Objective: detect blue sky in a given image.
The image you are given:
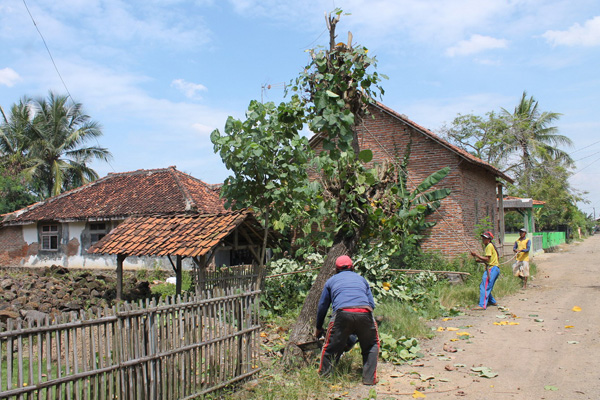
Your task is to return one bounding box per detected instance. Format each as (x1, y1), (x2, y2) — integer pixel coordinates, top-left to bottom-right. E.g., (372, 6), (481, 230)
(1, 0), (599, 216)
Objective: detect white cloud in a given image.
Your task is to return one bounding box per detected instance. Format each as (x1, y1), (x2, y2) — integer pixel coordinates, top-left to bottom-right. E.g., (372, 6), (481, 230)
(0, 67), (21, 87)
(171, 79), (208, 99)
(446, 34), (508, 57)
(542, 16), (600, 47)
(227, 0), (516, 47)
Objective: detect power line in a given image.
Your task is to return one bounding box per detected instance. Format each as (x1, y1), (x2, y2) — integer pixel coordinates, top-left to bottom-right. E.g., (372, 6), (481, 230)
(22, 0), (73, 101)
(574, 149), (600, 161)
(572, 155), (600, 177)
(571, 139), (600, 154)
(22, 0), (115, 175)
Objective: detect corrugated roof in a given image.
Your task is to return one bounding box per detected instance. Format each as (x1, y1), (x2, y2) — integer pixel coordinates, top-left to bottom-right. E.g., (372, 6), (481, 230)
(503, 196), (546, 207)
(2, 167), (226, 225)
(87, 209), (264, 257)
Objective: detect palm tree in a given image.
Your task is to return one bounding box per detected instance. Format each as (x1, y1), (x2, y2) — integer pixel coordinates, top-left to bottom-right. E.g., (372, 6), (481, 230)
(0, 96), (35, 161)
(11, 92), (112, 198)
(502, 91), (573, 192)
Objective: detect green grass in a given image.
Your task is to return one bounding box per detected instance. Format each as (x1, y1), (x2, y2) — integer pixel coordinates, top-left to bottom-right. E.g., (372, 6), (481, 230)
(1, 355), (67, 389)
(150, 270), (193, 298)
(226, 352), (363, 400)
(192, 257), (540, 399)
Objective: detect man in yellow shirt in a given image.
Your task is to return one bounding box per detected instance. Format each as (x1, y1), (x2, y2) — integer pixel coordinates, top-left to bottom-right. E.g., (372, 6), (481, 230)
(513, 228), (531, 289)
(470, 231), (500, 310)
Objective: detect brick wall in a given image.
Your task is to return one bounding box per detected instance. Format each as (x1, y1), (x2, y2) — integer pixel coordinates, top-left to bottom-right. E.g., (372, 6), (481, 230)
(0, 225), (28, 266)
(310, 105), (501, 258)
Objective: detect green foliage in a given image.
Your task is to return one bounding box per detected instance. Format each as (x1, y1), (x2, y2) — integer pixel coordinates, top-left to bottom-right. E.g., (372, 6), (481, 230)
(211, 99), (312, 235)
(0, 169), (37, 213)
(150, 270), (192, 298)
(353, 248), (439, 304)
(378, 334), (423, 364)
(473, 216), (493, 240)
(1, 92), (112, 199)
(439, 111), (508, 167)
(260, 254), (323, 318)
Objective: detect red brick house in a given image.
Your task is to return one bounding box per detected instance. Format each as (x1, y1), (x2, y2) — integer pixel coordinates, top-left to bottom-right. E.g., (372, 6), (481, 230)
(0, 167), (227, 269)
(309, 102), (513, 257)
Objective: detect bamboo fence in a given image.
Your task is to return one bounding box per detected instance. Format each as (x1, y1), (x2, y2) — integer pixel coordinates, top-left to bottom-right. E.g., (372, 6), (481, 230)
(0, 283), (261, 399)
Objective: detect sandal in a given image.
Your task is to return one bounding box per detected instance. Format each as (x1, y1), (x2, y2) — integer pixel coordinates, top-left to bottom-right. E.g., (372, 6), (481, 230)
(471, 306), (486, 311)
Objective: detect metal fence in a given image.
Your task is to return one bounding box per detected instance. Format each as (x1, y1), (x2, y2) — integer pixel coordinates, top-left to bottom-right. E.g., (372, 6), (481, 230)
(0, 288), (261, 399)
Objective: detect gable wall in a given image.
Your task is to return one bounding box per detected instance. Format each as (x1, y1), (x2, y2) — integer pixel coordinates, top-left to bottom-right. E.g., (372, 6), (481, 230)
(355, 107), (499, 257)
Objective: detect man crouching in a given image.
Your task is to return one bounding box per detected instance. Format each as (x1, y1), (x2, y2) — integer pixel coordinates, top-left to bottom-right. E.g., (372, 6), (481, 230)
(315, 255), (379, 385)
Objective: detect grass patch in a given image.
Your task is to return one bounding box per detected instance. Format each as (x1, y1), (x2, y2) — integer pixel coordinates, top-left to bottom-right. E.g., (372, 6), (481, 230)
(227, 352), (363, 400)
(150, 270), (192, 298)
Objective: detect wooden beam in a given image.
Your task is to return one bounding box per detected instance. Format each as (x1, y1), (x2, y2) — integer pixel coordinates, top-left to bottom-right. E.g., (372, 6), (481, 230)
(116, 254), (126, 301)
(238, 228), (261, 263)
(176, 255), (182, 296)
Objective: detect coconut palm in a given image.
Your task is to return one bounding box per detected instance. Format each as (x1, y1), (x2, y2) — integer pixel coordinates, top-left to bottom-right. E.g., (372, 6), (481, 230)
(0, 96), (35, 160)
(13, 92), (112, 198)
(502, 91), (573, 192)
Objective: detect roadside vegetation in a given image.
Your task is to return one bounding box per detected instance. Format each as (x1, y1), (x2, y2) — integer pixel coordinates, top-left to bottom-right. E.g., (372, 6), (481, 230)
(223, 250), (536, 400)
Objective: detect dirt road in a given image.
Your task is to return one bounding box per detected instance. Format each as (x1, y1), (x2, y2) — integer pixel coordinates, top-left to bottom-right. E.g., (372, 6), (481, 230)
(348, 235), (600, 399)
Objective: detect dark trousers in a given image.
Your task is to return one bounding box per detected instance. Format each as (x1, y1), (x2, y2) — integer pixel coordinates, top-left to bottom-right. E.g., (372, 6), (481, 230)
(319, 310), (379, 384)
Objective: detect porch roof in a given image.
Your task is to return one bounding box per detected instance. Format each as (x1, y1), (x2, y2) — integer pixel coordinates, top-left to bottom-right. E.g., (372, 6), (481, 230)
(87, 209), (272, 258)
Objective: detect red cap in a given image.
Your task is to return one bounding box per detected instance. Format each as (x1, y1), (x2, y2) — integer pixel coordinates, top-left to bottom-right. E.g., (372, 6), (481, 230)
(335, 255), (353, 269)
(481, 231), (494, 240)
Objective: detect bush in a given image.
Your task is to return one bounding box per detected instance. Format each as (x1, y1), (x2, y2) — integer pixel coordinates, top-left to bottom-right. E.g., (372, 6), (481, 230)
(260, 253), (322, 319)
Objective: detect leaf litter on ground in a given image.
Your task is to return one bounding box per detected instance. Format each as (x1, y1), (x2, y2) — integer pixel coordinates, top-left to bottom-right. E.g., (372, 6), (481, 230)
(470, 366), (498, 378)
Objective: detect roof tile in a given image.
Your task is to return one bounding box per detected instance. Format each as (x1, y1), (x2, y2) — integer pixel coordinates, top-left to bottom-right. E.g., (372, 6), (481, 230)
(2, 167), (226, 224)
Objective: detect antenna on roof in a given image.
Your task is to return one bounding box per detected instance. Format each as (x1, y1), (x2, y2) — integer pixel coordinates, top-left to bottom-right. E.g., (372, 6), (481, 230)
(261, 82), (286, 103)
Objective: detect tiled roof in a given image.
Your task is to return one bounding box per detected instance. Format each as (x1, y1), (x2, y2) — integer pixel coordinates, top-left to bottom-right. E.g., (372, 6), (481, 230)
(307, 102), (513, 183)
(87, 209), (265, 257)
(2, 167), (225, 225)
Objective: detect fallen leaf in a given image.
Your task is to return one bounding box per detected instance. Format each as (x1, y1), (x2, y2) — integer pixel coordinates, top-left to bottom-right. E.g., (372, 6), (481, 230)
(437, 327), (445, 332)
(471, 366), (498, 378)
(412, 390), (426, 398)
(572, 306), (582, 312)
(450, 338), (459, 342)
(508, 322), (520, 325)
(544, 385), (559, 391)
(529, 314), (538, 317)
(456, 332), (470, 336)
(446, 327), (459, 331)
(445, 365), (455, 371)
(454, 363), (466, 368)
(443, 317), (452, 321)
(496, 315), (507, 319)
(534, 318), (544, 322)
(443, 343), (457, 353)
(565, 325), (574, 329)
(567, 341), (579, 344)
(439, 378), (450, 382)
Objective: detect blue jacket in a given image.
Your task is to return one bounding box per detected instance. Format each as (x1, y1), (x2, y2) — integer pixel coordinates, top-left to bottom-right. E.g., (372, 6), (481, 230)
(316, 270), (375, 330)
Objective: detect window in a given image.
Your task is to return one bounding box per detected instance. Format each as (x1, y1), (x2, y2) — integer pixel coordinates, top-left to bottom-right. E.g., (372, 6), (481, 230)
(41, 224), (59, 251)
(90, 222), (108, 244)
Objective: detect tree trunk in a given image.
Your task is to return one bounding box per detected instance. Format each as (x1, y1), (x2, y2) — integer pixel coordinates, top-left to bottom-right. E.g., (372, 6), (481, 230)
(282, 230), (361, 366)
